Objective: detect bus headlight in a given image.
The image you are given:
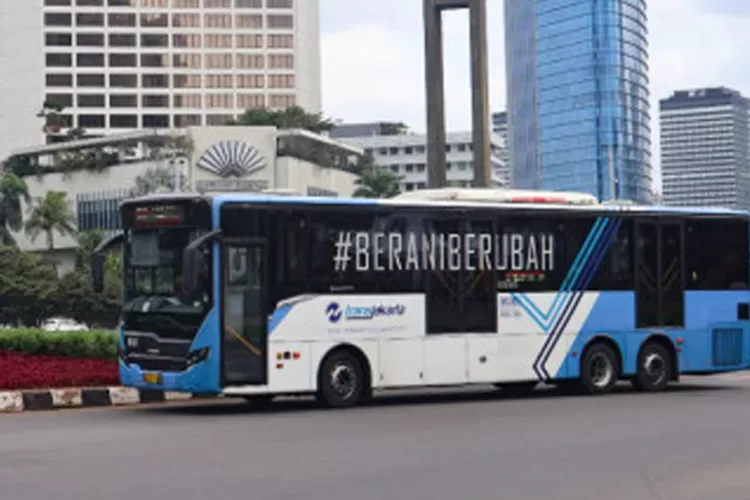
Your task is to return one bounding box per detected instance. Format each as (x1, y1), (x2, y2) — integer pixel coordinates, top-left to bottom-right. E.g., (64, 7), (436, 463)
(186, 347), (210, 367)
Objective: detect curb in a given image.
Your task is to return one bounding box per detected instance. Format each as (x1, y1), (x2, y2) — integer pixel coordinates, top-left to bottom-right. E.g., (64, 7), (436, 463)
(0, 387), (218, 414)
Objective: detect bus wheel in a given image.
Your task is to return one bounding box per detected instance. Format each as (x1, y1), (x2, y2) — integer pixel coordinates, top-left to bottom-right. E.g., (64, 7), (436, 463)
(633, 341), (672, 392)
(317, 350), (364, 408)
(581, 342), (620, 395)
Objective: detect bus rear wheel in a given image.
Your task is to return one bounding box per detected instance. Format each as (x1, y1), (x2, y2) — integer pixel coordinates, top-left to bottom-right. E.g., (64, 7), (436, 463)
(581, 342), (620, 395)
(633, 341), (672, 392)
(317, 350), (365, 408)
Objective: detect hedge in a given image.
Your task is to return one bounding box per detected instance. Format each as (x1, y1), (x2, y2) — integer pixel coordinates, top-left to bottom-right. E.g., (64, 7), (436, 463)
(0, 329), (119, 360)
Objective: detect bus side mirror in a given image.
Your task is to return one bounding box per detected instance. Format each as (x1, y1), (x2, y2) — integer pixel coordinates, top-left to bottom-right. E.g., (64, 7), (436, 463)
(181, 246), (205, 302)
(180, 229), (221, 302)
(91, 253), (105, 293)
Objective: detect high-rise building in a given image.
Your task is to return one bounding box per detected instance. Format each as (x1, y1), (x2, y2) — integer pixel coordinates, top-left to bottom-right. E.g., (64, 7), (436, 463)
(0, 0), (321, 161)
(660, 87), (750, 210)
(504, 0), (652, 202)
(491, 111), (509, 179)
(339, 129), (509, 192)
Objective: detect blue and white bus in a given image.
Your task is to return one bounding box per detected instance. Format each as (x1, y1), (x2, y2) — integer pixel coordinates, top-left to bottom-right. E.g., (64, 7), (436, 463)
(91, 188), (750, 407)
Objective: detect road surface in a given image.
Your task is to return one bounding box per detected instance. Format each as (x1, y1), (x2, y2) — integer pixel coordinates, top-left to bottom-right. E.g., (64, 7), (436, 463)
(2, 375), (750, 500)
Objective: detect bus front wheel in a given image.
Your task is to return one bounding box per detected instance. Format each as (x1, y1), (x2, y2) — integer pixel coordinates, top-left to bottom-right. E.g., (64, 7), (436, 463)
(317, 350), (365, 408)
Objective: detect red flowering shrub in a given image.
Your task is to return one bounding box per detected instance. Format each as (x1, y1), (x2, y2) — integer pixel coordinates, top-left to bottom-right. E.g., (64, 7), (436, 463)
(0, 352), (119, 390)
(0, 329), (120, 390)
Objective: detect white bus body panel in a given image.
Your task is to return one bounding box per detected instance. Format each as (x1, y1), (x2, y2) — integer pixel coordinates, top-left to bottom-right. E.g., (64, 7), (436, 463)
(221, 291), (601, 397)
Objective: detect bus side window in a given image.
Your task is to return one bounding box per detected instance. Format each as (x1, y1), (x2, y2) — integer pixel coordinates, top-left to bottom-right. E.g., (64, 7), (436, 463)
(686, 218), (749, 290)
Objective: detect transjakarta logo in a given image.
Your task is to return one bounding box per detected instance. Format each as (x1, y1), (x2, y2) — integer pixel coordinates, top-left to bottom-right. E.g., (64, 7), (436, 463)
(326, 302), (406, 323)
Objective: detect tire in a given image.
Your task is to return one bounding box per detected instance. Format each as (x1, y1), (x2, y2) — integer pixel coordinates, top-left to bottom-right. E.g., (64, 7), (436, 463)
(317, 350), (365, 408)
(633, 341), (672, 392)
(580, 343), (620, 395)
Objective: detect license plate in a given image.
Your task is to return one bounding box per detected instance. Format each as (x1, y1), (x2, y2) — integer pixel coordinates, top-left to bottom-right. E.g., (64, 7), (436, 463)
(143, 372), (162, 384)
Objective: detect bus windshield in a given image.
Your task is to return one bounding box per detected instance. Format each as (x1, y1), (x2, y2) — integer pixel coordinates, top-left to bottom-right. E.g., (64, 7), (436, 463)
(123, 227), (211, 314)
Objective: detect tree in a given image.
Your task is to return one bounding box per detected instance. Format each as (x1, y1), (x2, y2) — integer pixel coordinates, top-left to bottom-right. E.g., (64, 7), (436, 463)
(0, 172), (31, 246)
(353, 156), (403, 198)
(381, 122), (409, 135)
(0, 245), (61, 327)
(24, 191), (77, 251)
(228, 106), (335, 134)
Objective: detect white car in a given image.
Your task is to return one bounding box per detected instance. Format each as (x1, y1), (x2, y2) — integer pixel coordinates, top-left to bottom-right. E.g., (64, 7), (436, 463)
(40, 317), (89, 332)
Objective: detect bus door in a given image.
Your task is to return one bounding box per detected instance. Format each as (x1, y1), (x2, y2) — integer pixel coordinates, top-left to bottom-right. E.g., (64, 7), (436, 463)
(635, 219), (685, 328)
(221, 239), (269, 386)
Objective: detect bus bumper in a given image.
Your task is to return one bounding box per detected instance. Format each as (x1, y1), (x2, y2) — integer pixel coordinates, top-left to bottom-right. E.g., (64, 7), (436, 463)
(119, 359), (222, 395)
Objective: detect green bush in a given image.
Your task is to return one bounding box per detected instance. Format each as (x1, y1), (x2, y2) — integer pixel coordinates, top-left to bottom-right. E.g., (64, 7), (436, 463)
(0, 329), (119, 360)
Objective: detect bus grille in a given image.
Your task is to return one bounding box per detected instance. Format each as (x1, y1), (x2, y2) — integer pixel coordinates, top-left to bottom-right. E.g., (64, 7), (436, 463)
(712, 328), (743, 367)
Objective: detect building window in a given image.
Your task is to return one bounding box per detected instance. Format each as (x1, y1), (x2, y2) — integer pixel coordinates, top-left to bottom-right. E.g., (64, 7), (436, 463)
(142, 94), (169, 108)
(78, 114), (106, 128)
(46, 74), (73, 87)
(142, 115), (169, 128)
(268, 54), (293, 69)
(141, 54), (169, 68)
(77, 94), (105, 107)
(206, 94), (234, 108)
(45, 13), (72, 27)
(110, 115), (139, 129)
(46, 53), (73, 67)
(76, 34), (105, 47)
(236, 54), (264, 69)
(173, 94), (202, 108)
(237, 93), (264, 109)
(205, 34), (233, 48)
(110, 94), (138, 107)
(77, 53), (105, 67)
(109, 54), (137, 67)
(267, 0), (292, 8)
(109, 34), (136, 47)
(205, 0), (231, 7)
(172, 14), (201, 28)
(205, 74), (233, 88)
(269, 94), (295, 108)
(173, 34), (202, 48)
(173, 74), (202, 88)
(76, 13), (104, 26)
(77, 0), (104, 5)
(205, 14), (232, 28)
(237, 34), (263, 48)
(267, 14), (293, 29)
(205, 54), (233, 69)
(173, 53), (202, 69)
(267, 34), (293, 48)
(108, 13), (136, 26)
(174, 115), (201, 127)
(77, 74), (105, 87)
(141, 34), (168, 47)
(237, 74), (264, 88)
(76, 190), (129, 233)
(46, 33), (72, 47)
(141, 13), (168, 27)
(172, 0), (200, 7)
(45, 0), (71, 5)
(46, 93), (73, 107)
(142, 74), (169, 88)
(236, 0), (262, 7)
(140, 0), (168, 7)
(236, 14), (263, 29)
(109, 74), (138, 88)
(268, 74), (294, 88)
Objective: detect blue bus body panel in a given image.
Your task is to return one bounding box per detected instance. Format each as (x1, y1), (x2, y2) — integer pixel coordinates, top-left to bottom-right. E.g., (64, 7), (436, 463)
(119, 307), (223, 393)
(557, 291), (750, 379)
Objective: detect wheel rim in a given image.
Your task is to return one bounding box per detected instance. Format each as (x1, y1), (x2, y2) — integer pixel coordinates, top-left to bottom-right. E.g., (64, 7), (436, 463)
(643, 352), (667, 386)
(330, 362), (358, 400)
(590, 353), (614, 388)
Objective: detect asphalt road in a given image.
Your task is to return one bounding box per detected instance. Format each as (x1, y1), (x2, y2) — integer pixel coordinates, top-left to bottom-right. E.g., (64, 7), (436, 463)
(3, 375), (750, 500)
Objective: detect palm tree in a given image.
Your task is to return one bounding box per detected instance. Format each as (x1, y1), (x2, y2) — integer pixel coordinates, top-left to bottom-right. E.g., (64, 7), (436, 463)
(0, 171), (31, 246)
(353, 167), (403, 198)
(24, 191), (77, 251)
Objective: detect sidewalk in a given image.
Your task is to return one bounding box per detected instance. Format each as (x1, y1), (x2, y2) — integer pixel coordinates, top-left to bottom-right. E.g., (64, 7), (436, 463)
(0, 386), (214, 414)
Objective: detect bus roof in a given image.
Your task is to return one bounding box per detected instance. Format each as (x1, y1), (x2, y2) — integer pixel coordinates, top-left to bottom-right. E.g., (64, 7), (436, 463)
(122, 189), (750, 218)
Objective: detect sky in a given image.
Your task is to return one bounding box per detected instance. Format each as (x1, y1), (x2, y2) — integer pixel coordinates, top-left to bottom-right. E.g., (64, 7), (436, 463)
(319, 0), (750, 190)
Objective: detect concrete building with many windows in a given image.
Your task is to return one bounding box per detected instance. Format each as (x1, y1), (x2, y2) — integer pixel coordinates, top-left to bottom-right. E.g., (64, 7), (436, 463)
(340, 131), (508, 191)
(0, 0), (321, 160)
(504, 0), (652, 202)
(659, 87), (750, 210)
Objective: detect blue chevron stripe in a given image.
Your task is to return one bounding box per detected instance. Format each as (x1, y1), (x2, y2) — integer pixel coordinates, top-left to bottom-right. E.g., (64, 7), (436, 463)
(512, 218), (610, 331)
(537, 218), (624, 379)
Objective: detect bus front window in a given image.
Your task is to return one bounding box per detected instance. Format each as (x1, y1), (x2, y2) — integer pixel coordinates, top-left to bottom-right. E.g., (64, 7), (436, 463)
(124, 227), (211, 313)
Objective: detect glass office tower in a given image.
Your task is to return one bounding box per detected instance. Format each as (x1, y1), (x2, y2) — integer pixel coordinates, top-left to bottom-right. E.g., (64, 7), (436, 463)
(504, 0), (652, 202)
